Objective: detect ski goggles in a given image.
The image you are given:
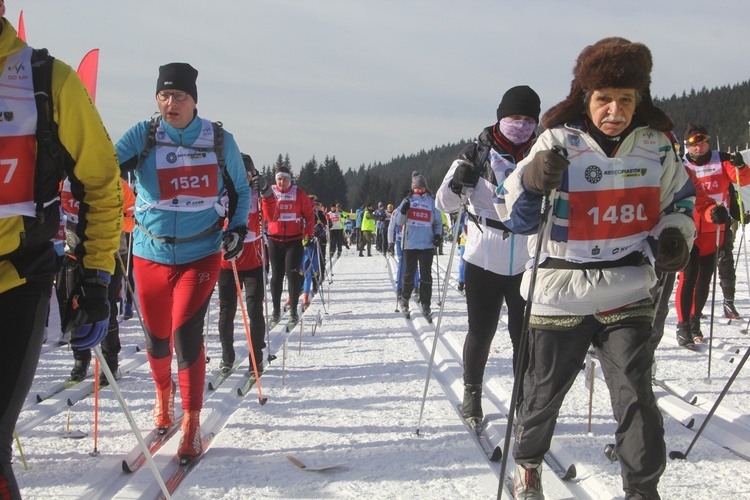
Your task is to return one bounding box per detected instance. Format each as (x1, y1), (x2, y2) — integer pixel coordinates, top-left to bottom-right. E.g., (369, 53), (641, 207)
(686, 134), (710, 146)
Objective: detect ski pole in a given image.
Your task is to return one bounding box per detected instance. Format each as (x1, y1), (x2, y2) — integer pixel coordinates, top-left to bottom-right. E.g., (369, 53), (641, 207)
(231, 260), (269, 405)
(497, 187), (556, 500)
(93, 345), (171, 499)
(13, 430), (28, 470)
(670, 343), (750, 460)
(415, 194), (466, 435)
(116, 253), (147, 338)
(732, 164), (750, 333)
(91, 356), (100, 456)
(314, 238), (328, 314)
(707, 224), (721, 382)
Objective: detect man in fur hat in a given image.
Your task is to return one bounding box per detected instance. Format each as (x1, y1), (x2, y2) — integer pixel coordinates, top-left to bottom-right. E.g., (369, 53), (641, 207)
(499, 38), (697, 499)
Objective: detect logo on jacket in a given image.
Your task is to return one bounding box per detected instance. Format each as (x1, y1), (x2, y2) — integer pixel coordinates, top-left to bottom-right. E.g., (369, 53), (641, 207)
(166, 152), (177, 163)
(1, 111), (13, 122)
(585, 165), (603, 183)
(504, 168), (514, 180)
(157, 130), (167, 140)
(567, 135), (580, 147)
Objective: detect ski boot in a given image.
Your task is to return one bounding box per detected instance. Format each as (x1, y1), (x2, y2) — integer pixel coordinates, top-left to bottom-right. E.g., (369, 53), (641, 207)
(302, 293), (310, 311)
(270, 310), (281, 328)
(514, 462), (544, 500)
(461, 383), (483, 429)
(153, 379), (176, 432)
(69, 359), (90, 382)
(123, 302), (134, 320)
(689, 315), (703, 344)
(400, 297), (410, 318)
(178, 410), (202, 462)
(422, 304), (432, 323)
(724, 299), (741, 319)
(676, 322), (694, 349)
(98, 356), (120, 387)
(457, 282), (465, 294)
(288, 312), (299, 329)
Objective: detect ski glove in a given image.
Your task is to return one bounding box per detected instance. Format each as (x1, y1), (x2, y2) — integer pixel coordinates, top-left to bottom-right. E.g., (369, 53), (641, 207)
(400, 200), (411, 215)
(433, 234), (442, 247)
(731, 152), (746, 168)
(62, 270), (111, 350)
(387, 243), (395, 255)
(251, 173), (272, 198)
(522, 149), (570, 193)
(449, 160), (481, 195)
(222, 227), (247, 261)
(302, 237), (313, 248)
(710, 205), (729, 225)
(655, 227), (690, 273)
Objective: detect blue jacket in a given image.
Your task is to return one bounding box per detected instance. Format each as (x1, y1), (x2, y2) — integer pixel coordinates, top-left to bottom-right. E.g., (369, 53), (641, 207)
(116, 116), (250, 265)
(394, 192), (442, 250)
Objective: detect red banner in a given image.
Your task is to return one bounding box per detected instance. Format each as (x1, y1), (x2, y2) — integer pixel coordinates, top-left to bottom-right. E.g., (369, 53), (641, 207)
(76, 49), (100, 103)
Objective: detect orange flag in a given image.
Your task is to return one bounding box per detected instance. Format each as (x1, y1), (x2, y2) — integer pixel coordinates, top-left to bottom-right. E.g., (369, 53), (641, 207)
(18, 11), (26, 41)
(76, 49), (100, 103)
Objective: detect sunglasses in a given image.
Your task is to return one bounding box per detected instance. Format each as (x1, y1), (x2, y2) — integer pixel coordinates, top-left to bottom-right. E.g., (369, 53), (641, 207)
(157, 91), (188, 102)
(687, 134), (710, 146)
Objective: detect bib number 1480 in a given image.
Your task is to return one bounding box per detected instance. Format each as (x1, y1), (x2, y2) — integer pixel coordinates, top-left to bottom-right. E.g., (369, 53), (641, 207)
(588, 204), (647, 225)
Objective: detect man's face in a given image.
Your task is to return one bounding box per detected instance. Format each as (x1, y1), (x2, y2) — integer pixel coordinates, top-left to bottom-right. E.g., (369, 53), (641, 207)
(687, 136), (711, 157)
(586, 88), (637, 137)
(156, 90), (196, 129)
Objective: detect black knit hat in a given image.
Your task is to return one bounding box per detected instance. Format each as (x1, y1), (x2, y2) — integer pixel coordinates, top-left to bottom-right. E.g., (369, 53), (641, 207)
(496, 85), (541, 123)
(684, 123), (709, 141)
(156, 63), (198, 102)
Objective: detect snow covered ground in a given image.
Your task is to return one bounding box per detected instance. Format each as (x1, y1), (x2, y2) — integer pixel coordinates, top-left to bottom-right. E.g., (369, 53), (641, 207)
(14, 241), (750, 499)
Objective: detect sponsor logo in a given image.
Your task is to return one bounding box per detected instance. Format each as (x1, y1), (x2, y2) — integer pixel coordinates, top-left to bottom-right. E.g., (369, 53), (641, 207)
(172, 197), (179, 205)
(7, 62), (25, 74)
(156, 130), (167, 140)
(3, 111), (13, 122)
(591, 245), (601, 256)
(602, 167), (648, 178)
(567, 135), (580, 147)
(166, 152), (177, 163)
(184, 200), (204, 206)
(585, 165), (603, 183)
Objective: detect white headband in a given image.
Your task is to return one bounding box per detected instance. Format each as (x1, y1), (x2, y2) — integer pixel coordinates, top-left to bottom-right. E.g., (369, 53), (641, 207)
(275, 172), (291, 180)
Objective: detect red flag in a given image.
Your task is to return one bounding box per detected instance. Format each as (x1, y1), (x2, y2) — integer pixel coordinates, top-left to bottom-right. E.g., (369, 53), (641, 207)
(76, 49), (100, 103)
(18, 11), (26, 41)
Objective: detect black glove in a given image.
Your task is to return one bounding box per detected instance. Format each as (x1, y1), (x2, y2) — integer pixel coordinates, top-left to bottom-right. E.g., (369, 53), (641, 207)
(388, 243), (395, 255)
(655, 227), (690, 273)
(62, 270), (111, 350)
(222, 227), (247, 261)
(400, 200), (411, 215)
(522, 149), (570, 193)
(251, 173), (272, 198)
(433, 234), (442, 247)
(449, 161), (481, 195)
(710, 205), (729, 224)
(731, 152), (746, 168)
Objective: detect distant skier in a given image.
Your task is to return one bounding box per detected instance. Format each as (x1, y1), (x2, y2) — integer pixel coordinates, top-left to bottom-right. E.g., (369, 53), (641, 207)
(395, 172), (442, 320)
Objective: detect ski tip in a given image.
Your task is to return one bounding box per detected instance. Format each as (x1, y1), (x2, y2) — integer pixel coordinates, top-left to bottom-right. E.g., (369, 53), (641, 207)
(237, 388), (244, 397)
(121, 460), (132, 473)
(686, 418), (695, 429)
(490, 447), (503, 462)
(668, 450), (686, 460)
(268, 354), (277, 362)
(35, 394), (43, 403)
(207, 382), (216, 391)
(66, 398), (75, 407)
(259, 397), (268, 406)
(563, 464), (577, 480)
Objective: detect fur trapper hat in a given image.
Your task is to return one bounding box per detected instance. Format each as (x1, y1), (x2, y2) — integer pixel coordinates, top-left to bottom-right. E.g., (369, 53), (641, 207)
(542, 37), (673, 132)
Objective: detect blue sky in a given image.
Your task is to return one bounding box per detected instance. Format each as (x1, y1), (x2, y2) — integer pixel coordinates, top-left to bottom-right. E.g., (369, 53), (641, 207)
(9, 0), (750, 170)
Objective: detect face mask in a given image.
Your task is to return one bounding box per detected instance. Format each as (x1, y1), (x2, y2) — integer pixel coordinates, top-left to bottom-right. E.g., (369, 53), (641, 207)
(499, 118), (536, 144)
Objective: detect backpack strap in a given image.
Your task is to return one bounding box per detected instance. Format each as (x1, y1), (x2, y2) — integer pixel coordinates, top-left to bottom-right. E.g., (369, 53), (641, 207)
(212, 121), (237, 223)
(31, 48), (70, 223)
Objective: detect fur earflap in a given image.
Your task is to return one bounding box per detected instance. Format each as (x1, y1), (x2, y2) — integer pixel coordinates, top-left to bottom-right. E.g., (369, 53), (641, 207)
(542, 37), (673, 132)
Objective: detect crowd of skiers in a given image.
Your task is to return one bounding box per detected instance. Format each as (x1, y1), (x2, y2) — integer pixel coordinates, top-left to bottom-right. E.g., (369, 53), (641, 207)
(3, 3), (750, 498)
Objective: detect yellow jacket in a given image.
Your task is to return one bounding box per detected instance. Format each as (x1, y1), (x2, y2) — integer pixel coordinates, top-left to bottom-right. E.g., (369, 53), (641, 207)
(0, 19), (122, 293)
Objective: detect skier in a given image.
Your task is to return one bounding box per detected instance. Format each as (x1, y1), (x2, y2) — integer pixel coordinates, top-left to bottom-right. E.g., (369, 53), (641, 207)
(395, 172), (442, 320)
(500, 38), (696, 499)
(435, 85), (540, 428)
(217, 154), (278, 373)
(373, 202), (387, 254)
(62, 178), (136, 386)
(0, 4), (123, 495)
(677, 123), (750, 345)
(267, 166), (315, 327)
(327, 203), (346, 258)
(117, 62), (251, 461)
(359, 203), (377, 257)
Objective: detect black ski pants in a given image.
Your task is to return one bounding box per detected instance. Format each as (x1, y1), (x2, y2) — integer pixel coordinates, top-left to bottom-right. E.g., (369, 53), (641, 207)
(268, 239), (304, 315)
(0, 276), (53, 499)
(462, 263), (526, 384)
(329, 228), (345, 256)
(676, 245), (716, 322)
(514, 316), (665, 499)
(718, 222), (736, 299)
(217, 266), (266, 365)
(401, 248), (433, 306)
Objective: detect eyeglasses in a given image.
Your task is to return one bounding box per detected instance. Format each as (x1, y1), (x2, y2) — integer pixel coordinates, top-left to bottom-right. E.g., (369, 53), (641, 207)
(156, 91), (188, 102)
(687, 134), (710, 146)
